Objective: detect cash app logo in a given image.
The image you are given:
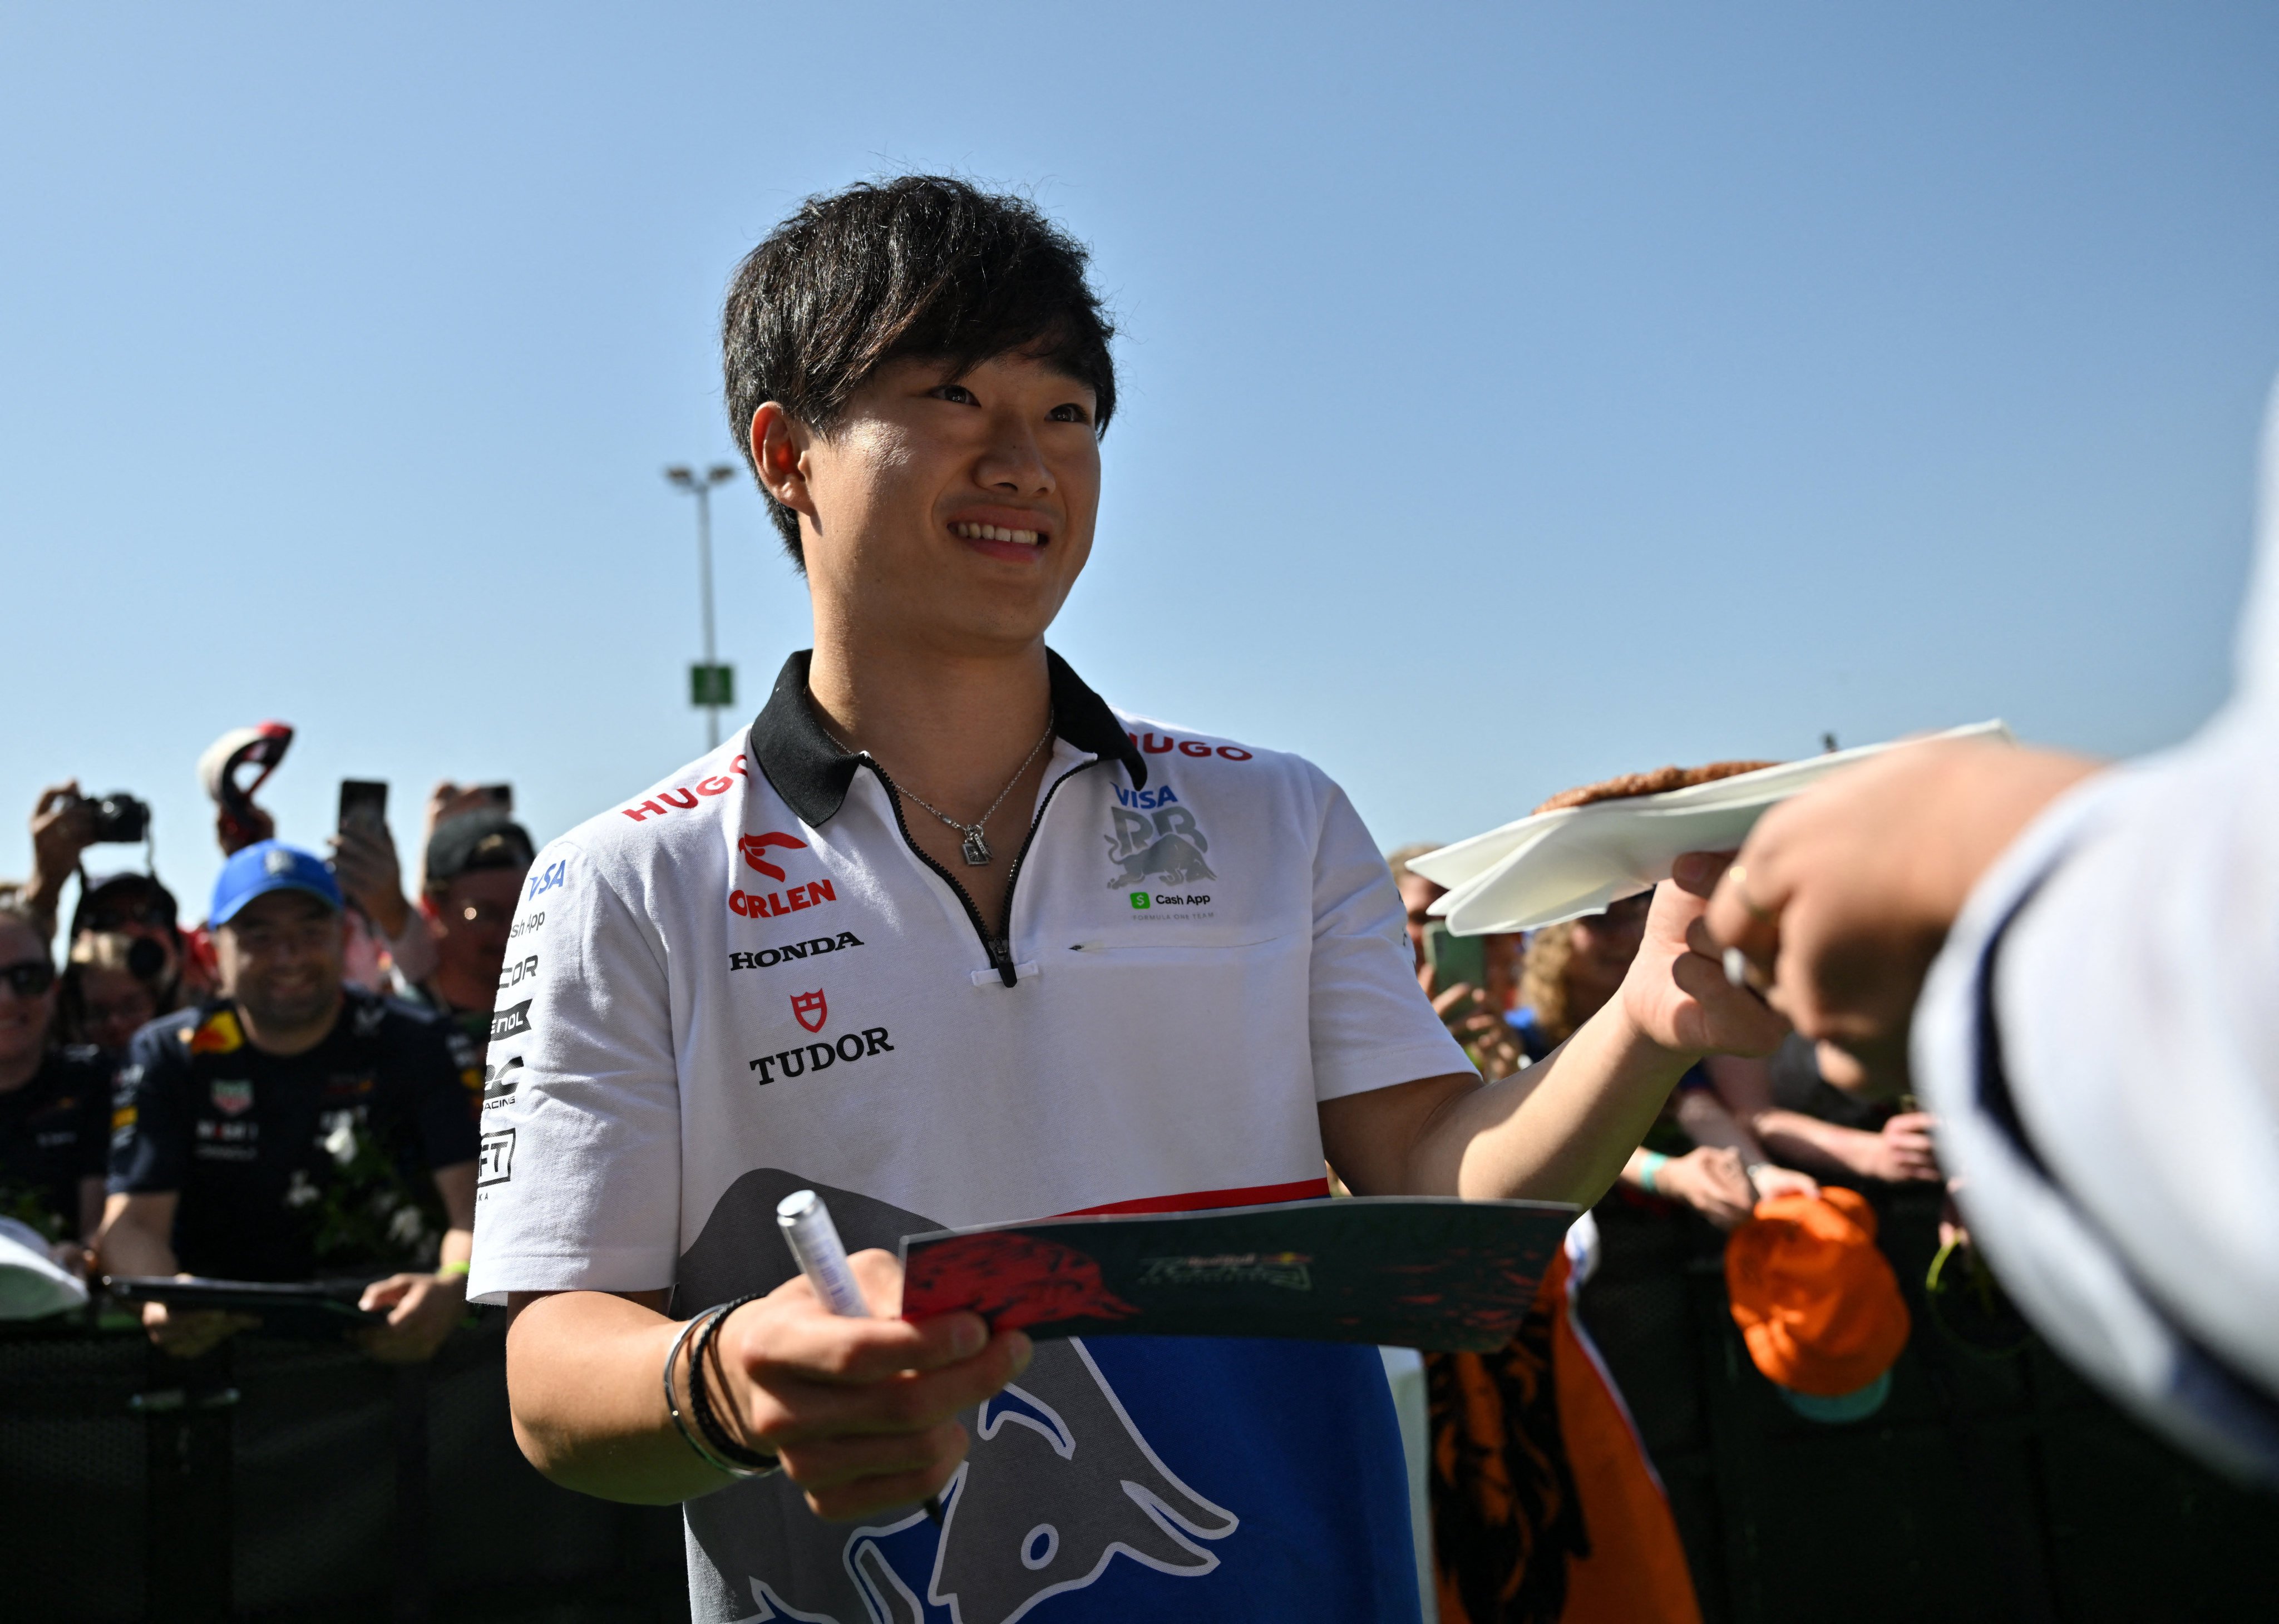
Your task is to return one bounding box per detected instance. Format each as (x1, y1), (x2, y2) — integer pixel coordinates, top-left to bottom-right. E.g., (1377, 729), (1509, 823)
(1129, 892), (1151, 910)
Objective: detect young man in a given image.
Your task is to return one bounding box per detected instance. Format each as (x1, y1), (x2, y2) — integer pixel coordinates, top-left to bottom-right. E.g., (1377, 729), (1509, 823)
(100, 842), (480, 1361)
(475, 177), (1783, 1622)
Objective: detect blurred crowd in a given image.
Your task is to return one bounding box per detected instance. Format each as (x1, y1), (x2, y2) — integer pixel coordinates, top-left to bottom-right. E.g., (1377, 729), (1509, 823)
(1387, 761), (1957, 1624)
(0, 724), (531, 1363)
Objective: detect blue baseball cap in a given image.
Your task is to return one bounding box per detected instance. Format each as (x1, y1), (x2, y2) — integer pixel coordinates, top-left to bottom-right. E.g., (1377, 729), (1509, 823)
(210, 840), (344, 926)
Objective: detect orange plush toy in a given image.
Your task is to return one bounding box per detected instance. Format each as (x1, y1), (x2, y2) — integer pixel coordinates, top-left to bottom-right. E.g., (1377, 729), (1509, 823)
(1725, 1187), (1911, 1421)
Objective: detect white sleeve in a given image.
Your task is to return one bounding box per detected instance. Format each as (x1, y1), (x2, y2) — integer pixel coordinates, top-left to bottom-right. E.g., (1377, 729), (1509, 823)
(466, 839), (683, 1306)
(1305, 773), (1473, 1102)
(1914, 379), (2279, 1481)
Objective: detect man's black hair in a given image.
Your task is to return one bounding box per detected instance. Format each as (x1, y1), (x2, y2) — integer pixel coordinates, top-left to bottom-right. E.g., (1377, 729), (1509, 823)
(722, 176), (1117, 566)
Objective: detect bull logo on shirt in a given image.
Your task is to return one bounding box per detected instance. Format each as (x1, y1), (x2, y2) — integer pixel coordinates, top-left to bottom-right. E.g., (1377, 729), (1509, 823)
(791, 990), (828, 1034)
(677, 1173), (1241, 1624)
(1104, 794), (1216, 891)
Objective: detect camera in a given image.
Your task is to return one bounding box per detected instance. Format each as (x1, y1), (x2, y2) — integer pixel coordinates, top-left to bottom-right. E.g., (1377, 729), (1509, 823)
(84, 792), (151, 844)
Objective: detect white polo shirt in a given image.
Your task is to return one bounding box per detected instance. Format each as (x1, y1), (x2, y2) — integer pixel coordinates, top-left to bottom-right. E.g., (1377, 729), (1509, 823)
(471, 649), (1468, 1624)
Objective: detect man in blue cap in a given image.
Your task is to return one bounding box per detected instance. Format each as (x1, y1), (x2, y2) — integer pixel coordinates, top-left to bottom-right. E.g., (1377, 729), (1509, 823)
(97, 840), (480, 1360)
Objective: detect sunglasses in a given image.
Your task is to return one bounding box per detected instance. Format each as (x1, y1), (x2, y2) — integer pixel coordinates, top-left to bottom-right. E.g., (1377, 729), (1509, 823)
(2, 959), (58, 998)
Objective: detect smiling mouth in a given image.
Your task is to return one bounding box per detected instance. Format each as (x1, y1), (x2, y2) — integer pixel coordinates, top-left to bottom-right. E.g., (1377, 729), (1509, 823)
(951, 521), (1045, 547)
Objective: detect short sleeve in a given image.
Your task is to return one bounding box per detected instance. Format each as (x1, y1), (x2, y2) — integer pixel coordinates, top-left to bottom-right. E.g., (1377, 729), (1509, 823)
(466, 840), (683, 1306)
(1304, 774), (1473, 1102)
(108, 1028), (189, 1196)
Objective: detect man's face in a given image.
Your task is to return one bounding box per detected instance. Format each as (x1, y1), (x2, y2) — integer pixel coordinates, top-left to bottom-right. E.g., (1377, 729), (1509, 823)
(0, 922), (55, 1073)
(217, 890), (346, 1033)
(1565, 890), (1654, 1019)
(780, 351), (1101, 655)
(433, 868), (520, 994)
(77, 965), (157, 1053)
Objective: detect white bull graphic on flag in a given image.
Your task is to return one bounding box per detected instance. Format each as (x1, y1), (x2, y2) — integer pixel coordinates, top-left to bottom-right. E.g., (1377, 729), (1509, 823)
(674, 1172), (1239, 1624)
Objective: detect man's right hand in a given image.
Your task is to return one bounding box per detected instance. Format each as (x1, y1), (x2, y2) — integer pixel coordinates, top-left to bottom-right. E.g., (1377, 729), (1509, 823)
(1850, 1111), (1942, 1183)
(329, 823), (413, 939)
(29, 781), (97, 911)
(1654, 1145), (1760, 1231)
(711, 1249), (1032, 1522)
(142, 1300), (259, 1360)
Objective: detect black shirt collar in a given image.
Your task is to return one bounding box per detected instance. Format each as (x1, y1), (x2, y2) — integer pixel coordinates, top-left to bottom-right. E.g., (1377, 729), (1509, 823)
(747, 649), (1147, 827)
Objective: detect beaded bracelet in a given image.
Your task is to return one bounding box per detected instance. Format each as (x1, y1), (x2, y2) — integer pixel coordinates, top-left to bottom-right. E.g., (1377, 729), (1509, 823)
(689, 1296), (777, 1474)
(662, 1304), (774, 1479)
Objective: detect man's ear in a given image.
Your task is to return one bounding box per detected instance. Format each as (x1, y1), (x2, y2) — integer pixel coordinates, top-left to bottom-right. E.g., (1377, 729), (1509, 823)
(749, 403), (818, 526)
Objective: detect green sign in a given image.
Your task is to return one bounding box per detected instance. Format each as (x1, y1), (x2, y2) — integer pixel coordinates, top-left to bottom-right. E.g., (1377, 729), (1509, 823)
(689, 663), (735, 708)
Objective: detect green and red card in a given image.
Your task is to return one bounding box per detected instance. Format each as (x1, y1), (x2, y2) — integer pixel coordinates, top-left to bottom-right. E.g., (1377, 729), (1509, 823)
(900, 1195), (1577, 1352)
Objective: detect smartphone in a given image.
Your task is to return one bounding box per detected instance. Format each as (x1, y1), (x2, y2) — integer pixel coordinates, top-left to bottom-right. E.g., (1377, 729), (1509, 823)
(338, 779), (389, 837)
(477, 783), (513, 810)
(1423, 921), (1488, 994)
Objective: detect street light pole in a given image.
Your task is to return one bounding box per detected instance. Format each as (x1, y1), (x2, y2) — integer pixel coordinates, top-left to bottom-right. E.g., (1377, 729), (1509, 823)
(665, 463), (740, 748)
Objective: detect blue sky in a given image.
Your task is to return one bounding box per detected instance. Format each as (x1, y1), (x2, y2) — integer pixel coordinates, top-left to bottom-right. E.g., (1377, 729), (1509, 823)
(6, 2), (2277, 914)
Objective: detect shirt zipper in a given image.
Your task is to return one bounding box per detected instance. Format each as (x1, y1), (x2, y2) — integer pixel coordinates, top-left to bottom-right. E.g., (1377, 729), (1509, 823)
(860, 754), (1108, 988)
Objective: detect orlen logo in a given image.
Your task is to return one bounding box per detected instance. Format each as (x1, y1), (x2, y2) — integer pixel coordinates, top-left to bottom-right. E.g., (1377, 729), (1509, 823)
(1128, 730), (1254, 762)
(731, 829), (836, 919)
(619, 754), (750, 823)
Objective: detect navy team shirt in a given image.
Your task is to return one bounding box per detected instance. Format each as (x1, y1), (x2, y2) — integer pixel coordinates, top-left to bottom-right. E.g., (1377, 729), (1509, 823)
(112, 990), (479, 1281)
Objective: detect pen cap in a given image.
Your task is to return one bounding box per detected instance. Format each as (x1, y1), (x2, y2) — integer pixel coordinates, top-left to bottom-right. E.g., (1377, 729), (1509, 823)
(776, 1188), (870, 1317)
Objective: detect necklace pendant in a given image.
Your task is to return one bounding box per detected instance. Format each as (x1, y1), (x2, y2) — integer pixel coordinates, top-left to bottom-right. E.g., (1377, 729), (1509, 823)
(960, 829), (991, 867)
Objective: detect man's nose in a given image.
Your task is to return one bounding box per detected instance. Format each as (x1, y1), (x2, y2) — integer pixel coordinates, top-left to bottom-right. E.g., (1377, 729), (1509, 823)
(975, 421), (1054, 495)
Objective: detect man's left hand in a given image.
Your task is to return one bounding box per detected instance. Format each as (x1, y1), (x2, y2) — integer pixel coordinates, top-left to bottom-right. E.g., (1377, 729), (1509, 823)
(1621, 854), (1791, 1058)
(356, 1271), (467, 1363)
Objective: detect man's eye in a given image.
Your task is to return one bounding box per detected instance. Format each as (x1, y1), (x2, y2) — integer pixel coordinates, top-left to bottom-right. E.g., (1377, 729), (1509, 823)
(933, 384), (978, 406)
(1048, 403), (1092, 424)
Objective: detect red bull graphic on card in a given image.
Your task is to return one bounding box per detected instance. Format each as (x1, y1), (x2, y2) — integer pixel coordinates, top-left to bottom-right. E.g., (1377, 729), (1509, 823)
(672, 1171), (1423, 1624)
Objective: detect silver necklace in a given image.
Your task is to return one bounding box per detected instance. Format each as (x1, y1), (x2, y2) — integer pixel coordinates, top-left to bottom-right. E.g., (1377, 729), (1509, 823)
(832, 713), (1056, 867)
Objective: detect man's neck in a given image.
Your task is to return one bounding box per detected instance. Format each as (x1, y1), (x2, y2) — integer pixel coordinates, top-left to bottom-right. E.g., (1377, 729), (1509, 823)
(805, 629), (1054, 816)
(236, 992), (345, 1059)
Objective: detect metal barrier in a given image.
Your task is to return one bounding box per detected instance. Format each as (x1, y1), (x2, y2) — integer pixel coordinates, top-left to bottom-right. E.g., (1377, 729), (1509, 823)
(8, 1207), (2275, 1622)
(1578, 1187), (2279, 1624)
(0, 1311), (687, 1623)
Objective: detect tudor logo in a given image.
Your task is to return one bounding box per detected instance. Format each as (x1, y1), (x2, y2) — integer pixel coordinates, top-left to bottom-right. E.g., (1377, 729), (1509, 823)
(738, 831), (808, 882)
(791, 990), (828, 1033)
